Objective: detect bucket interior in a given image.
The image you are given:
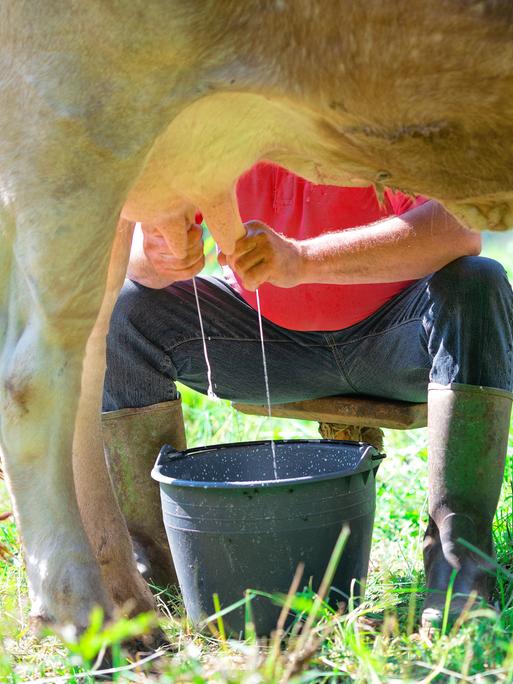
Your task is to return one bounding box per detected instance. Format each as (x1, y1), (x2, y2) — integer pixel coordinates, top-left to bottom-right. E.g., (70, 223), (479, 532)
(153, 439), (382, 488)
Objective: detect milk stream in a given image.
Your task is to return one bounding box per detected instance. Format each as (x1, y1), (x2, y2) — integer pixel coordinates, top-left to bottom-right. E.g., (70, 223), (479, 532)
(193, 276), (277, 479)
(255, 289), (278, 479)
(192, 277), (218, 401)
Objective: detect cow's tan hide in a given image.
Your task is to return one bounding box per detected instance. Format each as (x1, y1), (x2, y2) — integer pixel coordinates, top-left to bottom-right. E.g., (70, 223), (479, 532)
(1, 1), (513, 632)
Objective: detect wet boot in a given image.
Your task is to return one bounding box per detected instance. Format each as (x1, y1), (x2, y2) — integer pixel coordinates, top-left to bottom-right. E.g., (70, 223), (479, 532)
(422, 383), (512, 629)
(101, 399), (187, 588)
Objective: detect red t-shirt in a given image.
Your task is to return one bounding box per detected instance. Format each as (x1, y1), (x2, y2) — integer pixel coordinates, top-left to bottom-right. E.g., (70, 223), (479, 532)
(223, 162), (426, 331)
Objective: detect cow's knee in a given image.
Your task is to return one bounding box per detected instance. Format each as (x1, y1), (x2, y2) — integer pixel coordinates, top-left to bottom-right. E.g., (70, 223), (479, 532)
(1, 315), (90, 463)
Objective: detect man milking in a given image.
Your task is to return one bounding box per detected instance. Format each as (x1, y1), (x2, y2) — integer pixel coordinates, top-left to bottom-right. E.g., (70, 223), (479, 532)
(102, 162), (513, 628)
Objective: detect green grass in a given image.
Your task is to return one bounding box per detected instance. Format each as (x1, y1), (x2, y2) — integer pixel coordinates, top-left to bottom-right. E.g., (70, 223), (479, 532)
(2, 234), (513, 681)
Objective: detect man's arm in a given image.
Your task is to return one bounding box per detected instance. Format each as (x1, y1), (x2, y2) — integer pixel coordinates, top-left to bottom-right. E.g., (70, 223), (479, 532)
(220, 200), (482, 291)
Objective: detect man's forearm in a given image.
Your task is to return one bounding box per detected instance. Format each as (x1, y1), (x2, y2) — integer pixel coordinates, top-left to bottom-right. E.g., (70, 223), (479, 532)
(297, 200), (482, 285)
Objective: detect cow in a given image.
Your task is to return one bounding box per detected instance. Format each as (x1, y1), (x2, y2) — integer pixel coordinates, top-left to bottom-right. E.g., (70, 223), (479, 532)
(1, 0), (513, 634)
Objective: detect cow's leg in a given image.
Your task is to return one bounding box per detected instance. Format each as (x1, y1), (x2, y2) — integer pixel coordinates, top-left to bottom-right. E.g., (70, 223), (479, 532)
(73, 220), (155, 615)
(0, 193), (139, 630)
(0, 206), (13, 355)
(0, 208), (14, 482)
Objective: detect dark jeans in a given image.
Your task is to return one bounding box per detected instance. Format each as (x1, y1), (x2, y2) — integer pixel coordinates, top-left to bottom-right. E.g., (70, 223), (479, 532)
(103, 257), (513, 412)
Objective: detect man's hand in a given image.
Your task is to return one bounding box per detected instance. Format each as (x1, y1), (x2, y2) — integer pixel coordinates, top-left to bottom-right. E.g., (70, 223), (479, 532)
(127, 222), (205, 289)
(218, 220), (304, 291)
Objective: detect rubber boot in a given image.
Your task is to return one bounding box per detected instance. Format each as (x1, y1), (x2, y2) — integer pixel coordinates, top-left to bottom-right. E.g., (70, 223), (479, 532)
(422, 383), (512, 629)
(101, 399), (187, 588)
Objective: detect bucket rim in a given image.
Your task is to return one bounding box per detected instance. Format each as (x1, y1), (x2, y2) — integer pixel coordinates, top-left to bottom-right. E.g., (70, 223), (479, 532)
(151, 438), (384, 489)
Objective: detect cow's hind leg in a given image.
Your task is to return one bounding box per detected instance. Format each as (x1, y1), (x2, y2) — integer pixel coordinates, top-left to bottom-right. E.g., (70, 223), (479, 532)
(0, 195), (135, 630)
(73, 220), (155, 617)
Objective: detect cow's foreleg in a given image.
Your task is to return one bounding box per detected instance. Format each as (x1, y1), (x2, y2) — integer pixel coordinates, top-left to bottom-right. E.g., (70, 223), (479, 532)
(0, 196), (134, 631)
(73, 219), (155, 616)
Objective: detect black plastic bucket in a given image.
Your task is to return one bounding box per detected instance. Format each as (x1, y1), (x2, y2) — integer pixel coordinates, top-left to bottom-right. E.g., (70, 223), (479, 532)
(152, 439), (384, 636)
